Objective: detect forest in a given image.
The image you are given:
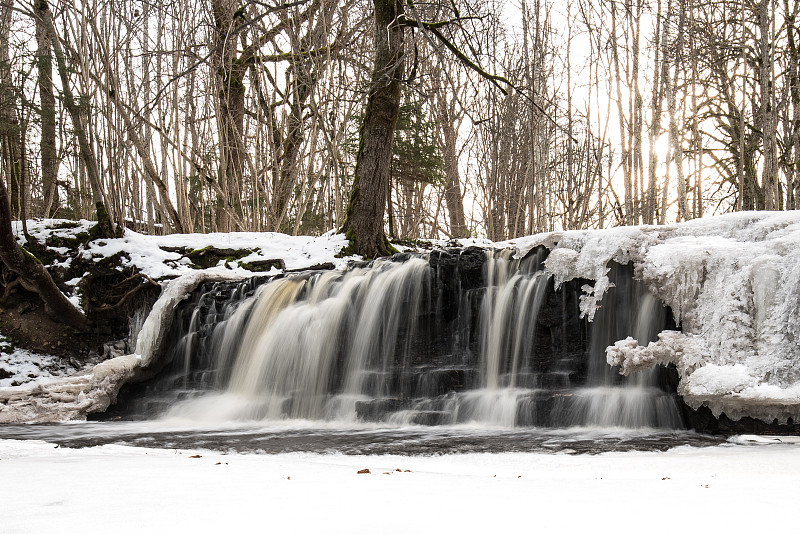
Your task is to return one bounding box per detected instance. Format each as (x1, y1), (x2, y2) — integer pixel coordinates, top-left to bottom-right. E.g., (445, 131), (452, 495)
(1, 0), (799, 245)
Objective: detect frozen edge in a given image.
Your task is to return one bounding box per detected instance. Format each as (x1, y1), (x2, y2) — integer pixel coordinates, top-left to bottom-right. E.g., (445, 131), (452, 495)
(512, 212), (800, 425)
(606, 333), (800, 423)
(0, 269), (247, 423)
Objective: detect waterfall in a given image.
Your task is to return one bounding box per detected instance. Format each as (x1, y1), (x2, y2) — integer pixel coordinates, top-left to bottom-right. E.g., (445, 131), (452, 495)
(114, 249), (683, 429)
(567, 263), (683, 428)
(165, 258), (430, 422)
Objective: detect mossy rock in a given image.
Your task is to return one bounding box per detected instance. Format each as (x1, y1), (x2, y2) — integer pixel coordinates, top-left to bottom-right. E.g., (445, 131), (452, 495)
(239, 258), (286, 272)
(184, 246), (252, 269)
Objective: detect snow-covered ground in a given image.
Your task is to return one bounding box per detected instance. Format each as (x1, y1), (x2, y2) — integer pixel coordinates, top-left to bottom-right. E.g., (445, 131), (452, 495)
(1, 437), (799, 534)
(0, 349), (86, 388)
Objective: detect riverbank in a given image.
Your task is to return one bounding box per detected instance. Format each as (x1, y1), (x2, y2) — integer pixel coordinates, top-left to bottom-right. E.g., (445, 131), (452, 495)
(2, 437), (798, 533)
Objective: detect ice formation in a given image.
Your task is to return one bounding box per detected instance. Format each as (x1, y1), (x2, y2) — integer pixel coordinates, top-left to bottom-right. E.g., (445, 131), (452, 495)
(517, 211), (800, 423)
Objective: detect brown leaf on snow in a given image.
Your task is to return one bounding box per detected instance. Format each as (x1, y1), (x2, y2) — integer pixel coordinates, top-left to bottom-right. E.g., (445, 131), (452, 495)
(662, 477), (670, 480)
(189, 455), (202, 458)
(357, 468), (371, 474)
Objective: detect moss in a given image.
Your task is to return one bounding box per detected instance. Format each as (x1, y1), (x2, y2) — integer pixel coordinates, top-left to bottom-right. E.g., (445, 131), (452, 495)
(47, 221), (80, 230)
(337, 227), (398, 259)
(88, 202), (118, 240)
(185, 246), (252, 268)
(20, 247), (43, 265)
(239, 259), (285, 272)
(335, 228), (359, 258)
(44, 231), (90, 249)
(384, 234), (399, 255)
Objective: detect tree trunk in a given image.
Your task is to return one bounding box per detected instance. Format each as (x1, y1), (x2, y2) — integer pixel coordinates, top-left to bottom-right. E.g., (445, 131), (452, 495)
(211, 0), (247, 232)
(35, 1), (59, 218)
(759, 0), (779, 210)
(0, 0), (87, 331)
(341, 0), (404, 258)
(786, 0), (800, 209)
(610, 2), (633, 225)
(38, 1), (115, 236)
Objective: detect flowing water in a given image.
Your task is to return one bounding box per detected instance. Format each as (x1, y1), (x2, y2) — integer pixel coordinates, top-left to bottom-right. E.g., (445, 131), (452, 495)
(109, 249), (683, 430)
(1, 249), (702, 454)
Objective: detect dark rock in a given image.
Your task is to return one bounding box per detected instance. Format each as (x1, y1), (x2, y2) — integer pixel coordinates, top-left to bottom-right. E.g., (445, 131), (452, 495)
(410, 411), (450, 426)
(240, 258), (286, 272)
(679, 403), (800, 435)
(285, 262), (335, 273)
(185, 246), (252, 269)
(457, 247), (487, 291)
(356, 398), (404, 422)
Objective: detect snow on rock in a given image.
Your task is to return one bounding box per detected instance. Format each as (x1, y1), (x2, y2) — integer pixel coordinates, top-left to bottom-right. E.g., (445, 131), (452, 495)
(0, 269), (245, 423)
(82, 229), (350, 279)
(13, 219), (350, 279)
(0, 349), (86, 388)
(524, 211), (800, 423)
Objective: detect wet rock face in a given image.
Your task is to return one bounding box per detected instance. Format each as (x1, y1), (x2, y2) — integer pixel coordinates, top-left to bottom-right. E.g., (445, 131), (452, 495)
(679, 404), (800, 435)
(108, 250), (690, 429)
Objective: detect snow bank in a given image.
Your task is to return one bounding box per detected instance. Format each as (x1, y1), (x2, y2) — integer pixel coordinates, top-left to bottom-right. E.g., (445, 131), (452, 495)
(515, 212), (800, 423)
(14, 219), (351, 279)
(0, 349), (87, 388)
(0, 270), (244, 423)
(2, 438), (800, 534)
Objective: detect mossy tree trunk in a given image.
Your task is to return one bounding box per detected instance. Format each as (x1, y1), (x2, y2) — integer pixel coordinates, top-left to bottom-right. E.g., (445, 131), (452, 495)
(341, 0), (404, 258)
(211, 0), (247, 232)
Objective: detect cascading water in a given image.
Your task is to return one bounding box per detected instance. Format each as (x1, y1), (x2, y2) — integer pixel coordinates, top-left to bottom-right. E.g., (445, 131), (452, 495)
(112, 248), (684, 430)
(165, 257), (430, 422)
(567, 263), (683, 428)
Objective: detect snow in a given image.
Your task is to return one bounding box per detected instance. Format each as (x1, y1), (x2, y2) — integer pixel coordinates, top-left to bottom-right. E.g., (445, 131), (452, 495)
(0, 349), (84, 388)
(0, 437), (798, 533)
(510, 211), (800, 423)
(14, 219), (352, 279)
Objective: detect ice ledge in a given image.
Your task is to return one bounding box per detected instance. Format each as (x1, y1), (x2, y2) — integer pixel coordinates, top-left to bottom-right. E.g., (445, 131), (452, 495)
(607, 332), (800, 424)
(0, 269), (247, 423)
